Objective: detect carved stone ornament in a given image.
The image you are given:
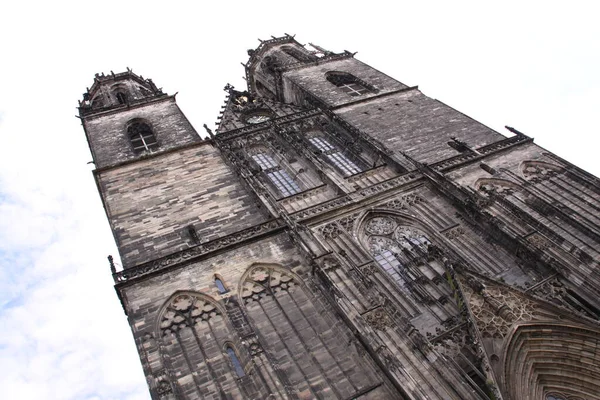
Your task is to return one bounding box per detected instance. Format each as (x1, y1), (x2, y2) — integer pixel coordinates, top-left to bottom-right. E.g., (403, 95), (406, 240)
(159, 294), (221, 336)
(364, 307), (393, 331)
(244, 335), (264, 356)
(320, 222), (342, 239)
(476, 179), (520, 197)
(444, 225), (465, 241)
(240, 266), (297, 305)
(461, 277), (537, 338)
(365, 216), (396, 235)
(338, 213), (360, 234)
(522, 161), (563, 183)
(526, 232), (553, 250)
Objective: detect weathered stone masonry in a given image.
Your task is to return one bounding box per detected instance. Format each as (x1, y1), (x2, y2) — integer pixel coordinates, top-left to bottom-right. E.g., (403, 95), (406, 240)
(79, 36), (600, 400)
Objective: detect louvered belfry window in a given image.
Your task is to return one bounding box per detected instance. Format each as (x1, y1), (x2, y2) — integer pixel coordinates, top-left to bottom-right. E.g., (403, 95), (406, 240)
(128, 122), (158, 153)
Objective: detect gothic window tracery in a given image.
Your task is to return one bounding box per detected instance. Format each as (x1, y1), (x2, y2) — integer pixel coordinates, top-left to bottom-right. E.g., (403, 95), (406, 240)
(157, 292), (246, 397)
(251, 152), (301, 197)
(309, 136), (362, 176)
(127, 121), (158, 153)
(326, 71), (373, 97)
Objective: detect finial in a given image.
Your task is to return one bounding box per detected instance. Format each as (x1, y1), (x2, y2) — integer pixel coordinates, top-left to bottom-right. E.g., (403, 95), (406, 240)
(108, 255), (116, 274)
(110, 70), (115, 77)
(203, 124), (215, 139)
(223, 83), (234, 93)
(505, 125), (527, 137)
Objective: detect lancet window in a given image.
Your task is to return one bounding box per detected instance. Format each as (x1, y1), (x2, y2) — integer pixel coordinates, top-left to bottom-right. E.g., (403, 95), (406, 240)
(326, 71), (373, 97)
(127, 121), (158, 153)
(226, 346), (245, 377)
(215, 276), (228, 294)
(309, 136), (362, 176)
(252, 153), (301, 197)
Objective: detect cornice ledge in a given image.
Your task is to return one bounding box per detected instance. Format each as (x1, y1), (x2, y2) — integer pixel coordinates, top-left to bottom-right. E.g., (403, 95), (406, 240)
(113, 219), (285, 285)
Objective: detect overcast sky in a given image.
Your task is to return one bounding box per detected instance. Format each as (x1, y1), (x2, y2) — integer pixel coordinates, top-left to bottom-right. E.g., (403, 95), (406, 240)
(1, 1), (599, 399)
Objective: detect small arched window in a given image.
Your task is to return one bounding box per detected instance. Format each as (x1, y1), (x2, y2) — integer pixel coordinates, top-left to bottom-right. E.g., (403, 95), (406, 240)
(215, 276), (228, 294)
(226, 346), (245, 377)
(127, 122), (158, 153)
(326, 72), (372, 97)
(115, 91), (128, 105)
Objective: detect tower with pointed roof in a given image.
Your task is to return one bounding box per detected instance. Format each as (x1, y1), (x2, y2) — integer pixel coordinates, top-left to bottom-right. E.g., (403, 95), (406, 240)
(80, 35), (600, 400)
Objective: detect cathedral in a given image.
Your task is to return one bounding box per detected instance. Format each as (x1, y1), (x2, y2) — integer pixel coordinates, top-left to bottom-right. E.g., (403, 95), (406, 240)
(78, 35), (600, 400)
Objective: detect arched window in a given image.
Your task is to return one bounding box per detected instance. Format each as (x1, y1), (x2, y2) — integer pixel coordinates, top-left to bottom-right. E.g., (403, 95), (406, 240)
(252, 153), (300, 197)
(326, 72), (372, 97)
(226, 346), (245, 377)
(115, 91), (128, 105)
(127, 122), (158, 153)
(309, 136), (362, 176)
(215, 276), (228, 294)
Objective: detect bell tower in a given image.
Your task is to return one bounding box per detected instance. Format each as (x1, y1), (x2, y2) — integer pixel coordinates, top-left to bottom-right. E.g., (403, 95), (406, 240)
(79, 69), (201, 169)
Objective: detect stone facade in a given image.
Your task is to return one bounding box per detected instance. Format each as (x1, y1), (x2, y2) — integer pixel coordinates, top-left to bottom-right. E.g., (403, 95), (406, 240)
(79, 36), (600, 400)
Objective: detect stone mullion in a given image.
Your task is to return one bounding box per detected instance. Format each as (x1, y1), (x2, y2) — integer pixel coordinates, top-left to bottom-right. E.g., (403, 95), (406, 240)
(270, 290), (344, 399)
(189, 321), (228, 399)
(328, 266), (371, 312)
(251, 353), (290, 400)
(526, 178), (600, 239)
(373, 268), (421, 317)
(448, 230), (504, 275)
(283, 289), (360, 395)
(156, 337), (185, 400)
(377, 328), (447, 399)
(511, 179), (600, 246)
(553, 175), (600, 214)
(205, 318), (246, 398)
(540, 178), (600, 229)
(336, 232), (372, 264)
(174, 330), (206, 399)
(510, 192), (595, 255)
(224, 299), (290, 399)
(412, 201), (454, 231)
(254, 299), (320, 399)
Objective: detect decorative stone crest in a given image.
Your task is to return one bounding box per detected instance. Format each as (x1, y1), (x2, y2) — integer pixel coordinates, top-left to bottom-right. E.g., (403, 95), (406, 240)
(241, 266), (297, 305)
(320, 222), (342, 239)
(460, 276), (537, 338)
(476, 178), (520, 197)
(444, 225), (465, 241)
(365, 216), (396, 235)
(159, 294), (221, 336)
(364, 307), (393, 331)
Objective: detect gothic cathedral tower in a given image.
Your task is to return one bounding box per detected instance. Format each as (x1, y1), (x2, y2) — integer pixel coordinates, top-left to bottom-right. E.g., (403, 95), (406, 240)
(79, 36), (600, 400)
